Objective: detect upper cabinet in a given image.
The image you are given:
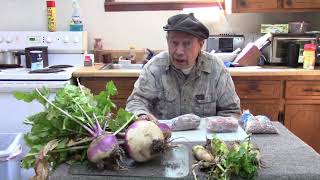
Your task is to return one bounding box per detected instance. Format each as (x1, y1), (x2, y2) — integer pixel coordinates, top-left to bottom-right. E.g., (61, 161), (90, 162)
(227, 0), (320, 13)
(283, 0), (320, 9)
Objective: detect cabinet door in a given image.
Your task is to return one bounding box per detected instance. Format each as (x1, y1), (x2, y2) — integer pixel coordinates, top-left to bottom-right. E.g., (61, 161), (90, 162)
(241, 100), (282, 121)
(79, 77), (138, 108)
(285, 102), (320, 153)
(234, 0), (279, 13)
(283, 0), (320, 9)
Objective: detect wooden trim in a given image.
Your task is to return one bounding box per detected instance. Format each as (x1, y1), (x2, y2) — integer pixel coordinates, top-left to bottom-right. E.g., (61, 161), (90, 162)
(104, 1), (224, 11)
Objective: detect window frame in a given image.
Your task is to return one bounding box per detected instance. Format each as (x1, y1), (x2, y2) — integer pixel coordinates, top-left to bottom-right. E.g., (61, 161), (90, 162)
(104, 1), (224, 11)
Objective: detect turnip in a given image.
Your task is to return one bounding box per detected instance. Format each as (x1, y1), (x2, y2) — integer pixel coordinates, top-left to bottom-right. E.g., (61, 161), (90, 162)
(157, 123), (172, 140)
(87, 133), (118, 163)
(34, 87), (135, 168)
(124, 120), (167, 162)
(192, 145), (215, 163)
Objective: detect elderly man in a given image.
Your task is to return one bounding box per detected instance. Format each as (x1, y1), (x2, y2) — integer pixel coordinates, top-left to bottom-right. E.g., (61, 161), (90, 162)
(126, 13), (240, 121)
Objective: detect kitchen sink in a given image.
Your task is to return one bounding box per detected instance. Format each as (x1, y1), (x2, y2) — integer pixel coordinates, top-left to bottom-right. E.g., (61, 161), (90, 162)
(99, 63), (144, 70)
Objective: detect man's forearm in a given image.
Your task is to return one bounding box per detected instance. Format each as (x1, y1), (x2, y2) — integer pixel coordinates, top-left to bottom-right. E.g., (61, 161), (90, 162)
(125, 95), (151, 117)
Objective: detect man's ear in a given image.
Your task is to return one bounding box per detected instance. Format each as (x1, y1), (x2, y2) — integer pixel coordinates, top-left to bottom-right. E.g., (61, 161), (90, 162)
(199, 39), (205, 49)
(200, 39), (204, 49)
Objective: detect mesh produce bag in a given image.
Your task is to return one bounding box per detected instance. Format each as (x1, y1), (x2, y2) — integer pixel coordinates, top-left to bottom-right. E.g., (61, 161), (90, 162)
(240, 110), (278, 134)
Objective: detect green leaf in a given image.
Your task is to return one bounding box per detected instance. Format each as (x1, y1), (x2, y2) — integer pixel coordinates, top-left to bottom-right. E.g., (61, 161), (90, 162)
(108, 108), (134, 132)
(16, 81), (136, 171)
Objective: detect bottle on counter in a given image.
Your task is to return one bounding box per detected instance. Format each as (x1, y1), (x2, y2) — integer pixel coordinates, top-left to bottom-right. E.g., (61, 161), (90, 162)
(46, 1), (56, 32)
(70, 0), (83, 31)
(128, 45), (136, 62)
(303, 44), (316, 70)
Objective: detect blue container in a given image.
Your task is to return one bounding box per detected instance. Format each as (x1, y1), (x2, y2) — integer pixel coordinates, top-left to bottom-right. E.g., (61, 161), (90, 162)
(30, 50), (44, 70)
(70, 24), (83, 31)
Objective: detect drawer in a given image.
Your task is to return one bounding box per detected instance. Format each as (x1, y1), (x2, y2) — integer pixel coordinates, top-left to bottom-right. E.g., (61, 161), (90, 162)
(286, 81), (320, 99)
(234, 80), (282, 99)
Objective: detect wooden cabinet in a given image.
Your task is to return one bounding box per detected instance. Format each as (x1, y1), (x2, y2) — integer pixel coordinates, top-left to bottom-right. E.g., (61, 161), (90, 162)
(283, 0), (320, 9)
(285, 101), (320, 153)
(78, 77), (137, 108)
(284, 80), (320, 153)
(233, 79), (284, 121)
(233, 0), (280, 13)
(229, 0), (320, 13)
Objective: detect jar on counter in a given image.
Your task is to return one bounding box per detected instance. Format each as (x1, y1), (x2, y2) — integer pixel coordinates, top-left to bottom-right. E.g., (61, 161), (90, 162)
(303, 44), (316, 70)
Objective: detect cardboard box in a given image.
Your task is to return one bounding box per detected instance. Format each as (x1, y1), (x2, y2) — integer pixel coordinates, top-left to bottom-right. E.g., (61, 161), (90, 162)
(261, 24), (289, 33)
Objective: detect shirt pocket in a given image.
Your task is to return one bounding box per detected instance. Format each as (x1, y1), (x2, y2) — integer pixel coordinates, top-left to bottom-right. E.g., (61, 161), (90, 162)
(157, 90), (177, 119)
(193, 95), (216, 117)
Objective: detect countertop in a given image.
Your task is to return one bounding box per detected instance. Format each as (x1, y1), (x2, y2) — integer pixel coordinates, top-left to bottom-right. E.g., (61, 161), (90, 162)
(72, 64), (320, 78)
(48, 122), (320, 180)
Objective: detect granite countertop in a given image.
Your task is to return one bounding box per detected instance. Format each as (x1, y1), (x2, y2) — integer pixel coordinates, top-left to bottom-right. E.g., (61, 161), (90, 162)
(72, 64), (320, 78)
(48, 122), (320, 180)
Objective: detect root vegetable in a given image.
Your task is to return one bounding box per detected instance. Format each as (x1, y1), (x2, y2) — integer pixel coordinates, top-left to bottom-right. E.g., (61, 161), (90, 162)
(124, 120), (166, 162)
(157, 123), (172, 139)
(87, 134), (118, 163)
(192, 145), (215, 162)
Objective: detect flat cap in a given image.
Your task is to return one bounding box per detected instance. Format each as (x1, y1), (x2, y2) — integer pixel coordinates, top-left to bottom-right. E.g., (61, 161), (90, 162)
(163, 13), (209, 39)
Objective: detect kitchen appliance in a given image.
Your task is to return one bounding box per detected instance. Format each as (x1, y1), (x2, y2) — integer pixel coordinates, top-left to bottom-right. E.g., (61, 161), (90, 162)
(206, 34), (245, 53)
(286, 43), (300, 67)
(288, 21), (311, 33)
(267, 33), (320, 65)
(0, 31), (87, 133)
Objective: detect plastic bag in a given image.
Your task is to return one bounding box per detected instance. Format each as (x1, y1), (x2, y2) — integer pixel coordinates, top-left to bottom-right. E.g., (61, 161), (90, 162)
(171, 114), (201, 131)
(240, 110), (278, 134)
(206, 116), (239, 133)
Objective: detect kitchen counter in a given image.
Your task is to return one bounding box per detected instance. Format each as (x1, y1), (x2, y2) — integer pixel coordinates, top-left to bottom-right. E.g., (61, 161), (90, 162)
(48, 122), (320, 180)
(72, 64), (320, 78)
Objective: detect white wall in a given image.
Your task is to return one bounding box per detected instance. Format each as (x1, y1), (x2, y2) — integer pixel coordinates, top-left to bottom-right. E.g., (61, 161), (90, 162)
(0, 0), (319, 50)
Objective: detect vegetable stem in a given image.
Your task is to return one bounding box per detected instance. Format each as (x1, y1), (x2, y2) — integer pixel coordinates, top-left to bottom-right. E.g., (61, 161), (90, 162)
(51, 145), (89, 153)
(113, 115), (135, 136)
(35, 88), (94, 136)
(73, 99), (95, 128)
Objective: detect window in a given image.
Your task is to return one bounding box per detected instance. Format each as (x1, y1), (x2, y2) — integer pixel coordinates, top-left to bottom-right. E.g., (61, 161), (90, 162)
(104, 0), (224, 11)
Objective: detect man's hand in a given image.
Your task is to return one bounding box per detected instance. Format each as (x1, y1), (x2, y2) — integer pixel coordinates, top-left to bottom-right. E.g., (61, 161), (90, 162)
(137, 114), (158, 123)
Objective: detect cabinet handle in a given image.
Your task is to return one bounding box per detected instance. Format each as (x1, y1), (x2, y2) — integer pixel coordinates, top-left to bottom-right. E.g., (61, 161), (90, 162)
(239, 0), (246, 7)
(286, 0), (292, 6)
(303, 88), (320, 93)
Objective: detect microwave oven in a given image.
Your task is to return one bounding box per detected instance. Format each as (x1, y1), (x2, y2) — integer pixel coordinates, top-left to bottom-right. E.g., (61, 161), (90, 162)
(206, 34), (245, 53)
(268, 33), (320, 64)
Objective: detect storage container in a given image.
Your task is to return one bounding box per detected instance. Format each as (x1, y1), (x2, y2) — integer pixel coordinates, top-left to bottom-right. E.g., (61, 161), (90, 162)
(0, 133), (23, 180)
(303, 44), (316, 70)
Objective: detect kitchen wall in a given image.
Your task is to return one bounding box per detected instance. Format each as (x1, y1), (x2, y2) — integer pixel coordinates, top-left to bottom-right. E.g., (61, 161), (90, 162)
(0, 0), (319, 50)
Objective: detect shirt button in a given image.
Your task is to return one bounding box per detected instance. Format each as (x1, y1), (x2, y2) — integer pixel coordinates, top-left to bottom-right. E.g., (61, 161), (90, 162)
(184, 99), (186, 101)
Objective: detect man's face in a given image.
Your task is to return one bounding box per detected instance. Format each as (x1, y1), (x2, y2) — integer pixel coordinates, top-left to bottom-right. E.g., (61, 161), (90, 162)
(167, 31), (204, 70)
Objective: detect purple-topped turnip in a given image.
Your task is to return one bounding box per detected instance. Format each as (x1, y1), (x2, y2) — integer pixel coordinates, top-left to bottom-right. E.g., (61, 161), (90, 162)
(34, 87), (135, 169)
(124, 120), (167, 162)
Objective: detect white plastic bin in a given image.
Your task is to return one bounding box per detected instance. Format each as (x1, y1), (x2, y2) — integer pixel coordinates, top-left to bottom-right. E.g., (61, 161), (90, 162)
(0, 133), (23, 180)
